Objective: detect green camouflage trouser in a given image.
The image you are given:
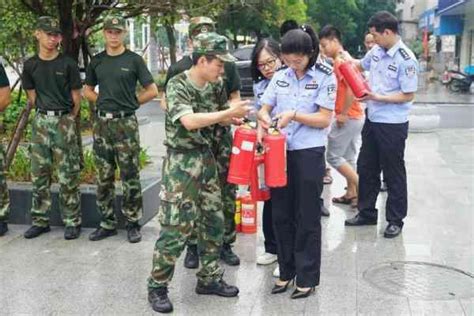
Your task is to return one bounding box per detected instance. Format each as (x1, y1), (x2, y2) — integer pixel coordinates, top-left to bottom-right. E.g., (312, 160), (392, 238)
(148, 149), (224, 289)
(188, 127), (236, 246)
(30, 113), (81, 227)
(93, 115), (143, 230)
(0, 143), (9, 222)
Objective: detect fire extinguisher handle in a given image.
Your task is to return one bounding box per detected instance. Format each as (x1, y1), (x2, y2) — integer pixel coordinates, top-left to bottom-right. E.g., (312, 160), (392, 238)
(270, 117), (279, 129)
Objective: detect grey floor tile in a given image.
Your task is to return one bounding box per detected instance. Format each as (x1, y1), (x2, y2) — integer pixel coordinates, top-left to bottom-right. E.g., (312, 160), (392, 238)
(409, 299), (465, 316)
(460, 298), (474, 316)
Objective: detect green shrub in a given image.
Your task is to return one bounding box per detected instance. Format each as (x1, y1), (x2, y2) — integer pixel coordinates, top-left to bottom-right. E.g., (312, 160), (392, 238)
(7, 146), (152, 184)
(7, 146), (31, 182)
(0, 89), (33, 142)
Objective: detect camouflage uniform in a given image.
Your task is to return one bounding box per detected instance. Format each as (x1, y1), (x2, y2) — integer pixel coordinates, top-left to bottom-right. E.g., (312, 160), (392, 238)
(212, 125), (236, 245)
(92, 115), (142, 229)
(148, 33), (236, 289)
(165, 17), (240, 249)
(30, 114), (81, 227)
(0, 63), (10, 223)
(21, 17), (83, 228)
(85, 16), (155, 230)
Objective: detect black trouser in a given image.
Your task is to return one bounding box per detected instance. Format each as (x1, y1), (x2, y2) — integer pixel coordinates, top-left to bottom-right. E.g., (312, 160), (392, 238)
(357, 119), (408, 226)
(262, 199), (277, 254)
(271, 147), (325, 288)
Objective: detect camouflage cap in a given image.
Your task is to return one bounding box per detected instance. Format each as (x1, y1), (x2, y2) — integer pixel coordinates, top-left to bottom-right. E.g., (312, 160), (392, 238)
(193, 32), (236, 62)
(37, 16), (61, 34)
(189, 17), (215, 38)
(103, 16), (127, 31)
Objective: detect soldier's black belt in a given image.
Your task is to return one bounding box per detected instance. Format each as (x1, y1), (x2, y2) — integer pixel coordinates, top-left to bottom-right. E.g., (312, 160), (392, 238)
(97, 110), (134, 119)
(37, 109), (71, 117)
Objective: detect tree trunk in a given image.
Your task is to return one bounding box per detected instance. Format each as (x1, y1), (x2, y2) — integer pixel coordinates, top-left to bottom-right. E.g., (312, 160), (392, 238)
(149, 17), (160, 75)
(57, 0), (81, 61)
(164, 21), (177, 65)
(6, 99), (33, 169)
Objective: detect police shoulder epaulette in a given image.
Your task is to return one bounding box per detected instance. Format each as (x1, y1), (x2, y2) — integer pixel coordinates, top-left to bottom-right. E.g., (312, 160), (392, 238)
(315, 63), (333, 75)
(398, 48), (411, 61)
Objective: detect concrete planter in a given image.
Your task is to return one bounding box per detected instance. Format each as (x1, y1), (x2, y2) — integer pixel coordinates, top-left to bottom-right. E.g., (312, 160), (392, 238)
(7, 174), (160, 229)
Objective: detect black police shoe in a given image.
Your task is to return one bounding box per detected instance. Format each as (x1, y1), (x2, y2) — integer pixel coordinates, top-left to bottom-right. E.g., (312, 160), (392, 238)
(126, 222), (142, 243)
(0, 221), (8, 236)
(148, 287), (173, 313)
(344, 214), (377, 226)
(89, 227), (117, 241)
(384, 224), (402, 238)
(24, 225), (51, 239)
(220, 243), (240, 266)
(64, 226), (81, 240)
(184, 245), (199, 269)
(195, 279), (239, 297)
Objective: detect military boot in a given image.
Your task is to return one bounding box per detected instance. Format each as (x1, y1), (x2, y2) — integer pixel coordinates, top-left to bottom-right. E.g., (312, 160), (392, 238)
(148, 287), (173, 313)
(195, 279), (239, 297)
(24, 225), (51, 239)
(220, 243), (240, 266)
(89, 227), (117, 241)
(64, 226), (81, 240)
(0, 221), (8, 236)
(126, 222), (142, 243)
(184, 244), (199, 269)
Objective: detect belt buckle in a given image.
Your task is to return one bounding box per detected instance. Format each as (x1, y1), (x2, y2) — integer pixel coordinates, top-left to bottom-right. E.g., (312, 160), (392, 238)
(47, 110), (55, 117)
(105, 113), (114, 119)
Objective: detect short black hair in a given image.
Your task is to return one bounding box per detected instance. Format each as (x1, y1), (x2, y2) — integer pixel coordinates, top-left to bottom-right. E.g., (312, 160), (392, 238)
(191, 53), (218, 65)
(368, 11), (399, 34)
(281, 24), (319, 70)
(280, 19), (299, 37)
(250, 38), (281, 82)
(318, 25), (342, 42)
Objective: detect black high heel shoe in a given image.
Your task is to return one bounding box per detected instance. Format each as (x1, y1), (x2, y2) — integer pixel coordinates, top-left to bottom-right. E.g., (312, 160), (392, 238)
(291, 287), (315, 299)
(271, 279), (294, 294)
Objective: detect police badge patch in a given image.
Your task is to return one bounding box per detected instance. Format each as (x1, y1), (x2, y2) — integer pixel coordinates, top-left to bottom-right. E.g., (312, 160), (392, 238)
(405, 65), (416, 77)
(327, 84), (336, 99)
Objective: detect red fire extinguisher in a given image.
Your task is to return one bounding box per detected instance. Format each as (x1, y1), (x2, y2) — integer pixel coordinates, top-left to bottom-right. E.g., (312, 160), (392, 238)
(263, 122), (287, 188)
(338, 61), (370, 98)
(241, 194), (257, 234)
(250, 146), (270, 201)
(234, 197), (242, 233)
(227, 124), (257, 185)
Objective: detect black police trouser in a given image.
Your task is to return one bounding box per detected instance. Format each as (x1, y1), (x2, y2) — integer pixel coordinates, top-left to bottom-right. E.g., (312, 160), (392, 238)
(271, 147), (325, 288)
(357, 119), (408, 226)
(262, 199), (277, 254)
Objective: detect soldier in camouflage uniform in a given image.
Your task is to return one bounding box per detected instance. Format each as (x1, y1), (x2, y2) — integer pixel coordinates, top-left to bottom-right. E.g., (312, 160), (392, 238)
(84, 16), (158, 243)
(147, 32), (251, 314)
(0, 61), (11, 237)
(163, 16), (241, 269)
(22, 17), (83, 240)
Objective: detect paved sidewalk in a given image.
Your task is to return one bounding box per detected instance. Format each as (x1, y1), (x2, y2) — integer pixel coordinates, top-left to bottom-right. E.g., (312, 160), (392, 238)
(0, 120), (472, 314)
(416, 79), (474, 105)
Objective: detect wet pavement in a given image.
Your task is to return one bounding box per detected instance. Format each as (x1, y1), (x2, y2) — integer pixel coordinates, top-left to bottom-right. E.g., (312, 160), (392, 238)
(0, 101), (473, 315)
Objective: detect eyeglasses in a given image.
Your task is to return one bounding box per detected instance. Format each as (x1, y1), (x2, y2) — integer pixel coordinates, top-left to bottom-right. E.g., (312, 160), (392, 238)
(257, 58), (277, 71)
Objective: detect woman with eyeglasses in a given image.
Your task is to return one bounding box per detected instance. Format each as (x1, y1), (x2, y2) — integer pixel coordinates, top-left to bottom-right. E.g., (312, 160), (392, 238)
(258, 25), (336, 299)
(250, 38), (282, 278)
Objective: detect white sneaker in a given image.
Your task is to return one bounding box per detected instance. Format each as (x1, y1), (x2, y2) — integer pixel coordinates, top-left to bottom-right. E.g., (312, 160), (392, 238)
(256, 252), (278, 265)
(273, 265), (280, 278)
